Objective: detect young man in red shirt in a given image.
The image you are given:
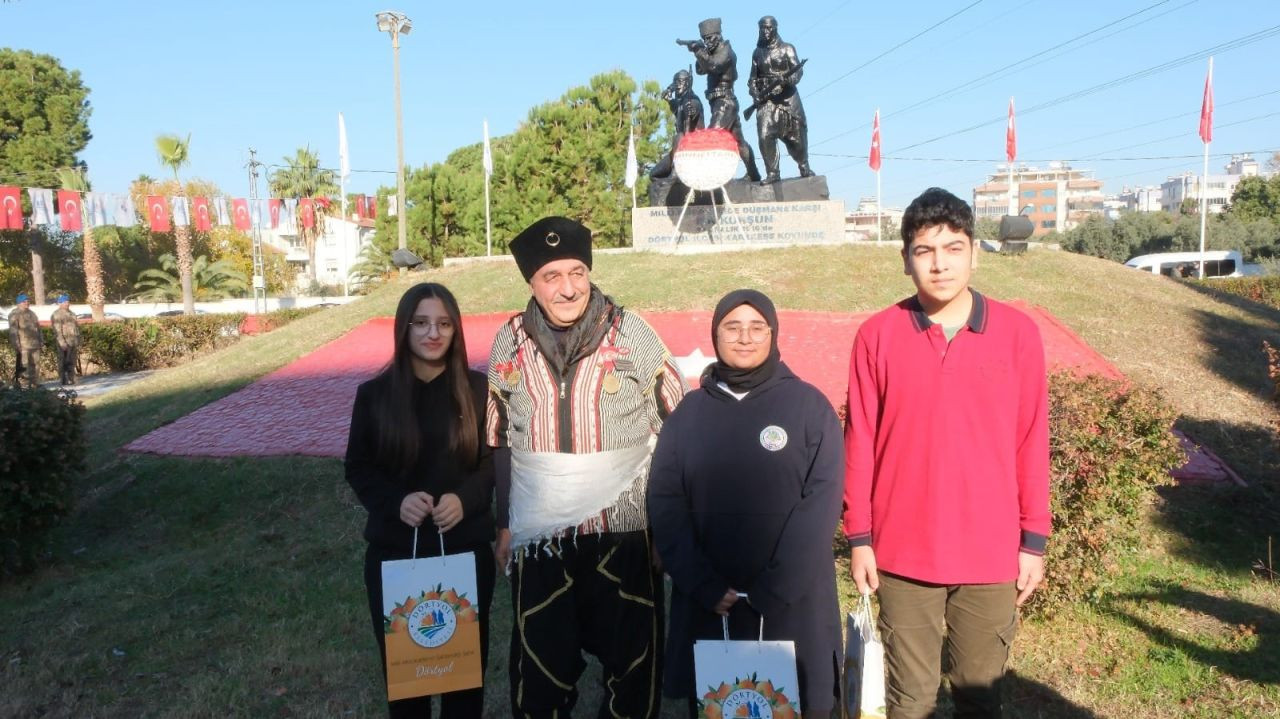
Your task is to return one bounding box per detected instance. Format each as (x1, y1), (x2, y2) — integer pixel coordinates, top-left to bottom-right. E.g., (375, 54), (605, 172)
(844, 187), (1050, 718)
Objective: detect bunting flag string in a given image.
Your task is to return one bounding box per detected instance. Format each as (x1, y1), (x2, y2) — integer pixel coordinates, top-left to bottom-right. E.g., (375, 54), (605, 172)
(0, 185), (376, 234)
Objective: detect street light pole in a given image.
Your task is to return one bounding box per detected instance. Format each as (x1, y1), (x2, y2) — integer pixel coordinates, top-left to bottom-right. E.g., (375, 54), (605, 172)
(376, 10), (411, 276)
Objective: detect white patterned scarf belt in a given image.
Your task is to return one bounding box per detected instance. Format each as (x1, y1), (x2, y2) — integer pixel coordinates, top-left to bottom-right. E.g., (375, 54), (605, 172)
(508, 436), (656, 557)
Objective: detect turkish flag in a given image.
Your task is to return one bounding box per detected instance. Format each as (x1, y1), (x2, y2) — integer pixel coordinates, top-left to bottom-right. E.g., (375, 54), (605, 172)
(0, 186), (21, 229)
(268, 199), (282, 228)
(315, 196), (331, 210)
(146, 195), (170, 231)
(57, 190), (82, 231)
(299, 198), (315, 229)
(368, 195), (377, 218)
(1199, 61), (1213, 144)
(232, 199), (251, 230)
(1005, 97), (1017, 164)
(869, 110), (882, 172)
(192, 196), (212, 232)
(356, 195), (368, 219)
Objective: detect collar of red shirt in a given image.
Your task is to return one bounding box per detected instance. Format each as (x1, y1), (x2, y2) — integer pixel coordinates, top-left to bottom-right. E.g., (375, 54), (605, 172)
(906, 288), (988, 334)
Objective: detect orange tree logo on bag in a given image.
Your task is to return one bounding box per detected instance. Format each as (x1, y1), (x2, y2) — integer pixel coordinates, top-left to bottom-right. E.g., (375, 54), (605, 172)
(408, 599), (457, 648)
(383, 584), (479, 647)
(700, 675), (797, 719)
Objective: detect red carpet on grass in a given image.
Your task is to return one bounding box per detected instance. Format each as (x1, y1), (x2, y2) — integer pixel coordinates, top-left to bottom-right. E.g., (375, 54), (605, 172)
(122, 306), (1239, 484)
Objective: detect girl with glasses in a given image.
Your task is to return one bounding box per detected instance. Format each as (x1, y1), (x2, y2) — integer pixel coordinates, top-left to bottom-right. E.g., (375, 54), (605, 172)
(649, 289), (843, 719)
(345, 282), (495, 718)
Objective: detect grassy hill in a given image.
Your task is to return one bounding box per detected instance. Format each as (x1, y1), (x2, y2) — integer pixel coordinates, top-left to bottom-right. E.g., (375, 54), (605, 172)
(2, 245), (1277, 717)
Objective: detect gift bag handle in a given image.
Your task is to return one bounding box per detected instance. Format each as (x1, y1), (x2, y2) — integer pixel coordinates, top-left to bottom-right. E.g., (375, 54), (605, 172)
(410, 526), (448, 567)
(720, 592), (764, 651)
(859, 592), (879, 642)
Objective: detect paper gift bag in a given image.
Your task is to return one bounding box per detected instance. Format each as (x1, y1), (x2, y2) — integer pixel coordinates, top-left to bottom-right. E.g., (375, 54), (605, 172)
(380, 534), (482, 701)
(843, 594), (886, 719)
(694, 606), (802, 719)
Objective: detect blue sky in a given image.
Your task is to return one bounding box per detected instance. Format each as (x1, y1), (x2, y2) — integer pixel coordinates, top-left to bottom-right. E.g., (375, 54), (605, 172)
(3, 0), (1278, 210)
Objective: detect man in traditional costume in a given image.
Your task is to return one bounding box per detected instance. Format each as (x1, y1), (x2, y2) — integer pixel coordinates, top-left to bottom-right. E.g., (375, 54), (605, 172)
(486, 216), (687, 718)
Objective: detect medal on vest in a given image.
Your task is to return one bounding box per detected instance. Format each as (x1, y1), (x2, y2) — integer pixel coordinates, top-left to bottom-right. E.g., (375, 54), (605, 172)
(506, 369), (521, 387)
(602, 372), (621, 394)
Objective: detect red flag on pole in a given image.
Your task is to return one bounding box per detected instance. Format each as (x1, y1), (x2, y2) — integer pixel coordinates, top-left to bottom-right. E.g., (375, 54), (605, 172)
(1006, 97), (1017, 164)
(192, 196), (212, 232)
(356, 195), (368, 219)
(1199, 62), (1214, 144)
(57, 190), (82, 231)
(146, 195), (170, 231)
(869, 110), (882, 171)
(0, 186), (21, 229)
(268, 199), (282, 228)
(367, 195), (377, 219)
(232, 198), (251, 230)
(299, 198), (315, 229)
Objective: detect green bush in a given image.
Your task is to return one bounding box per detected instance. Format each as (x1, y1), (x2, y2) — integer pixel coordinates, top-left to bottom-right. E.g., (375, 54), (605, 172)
(80, 313), (246, 371)
(1028, 372), (1186, 617)
(1, 307), (330, 379)
(1194, 275), (1280, 311)
(0, 386), (85, 576)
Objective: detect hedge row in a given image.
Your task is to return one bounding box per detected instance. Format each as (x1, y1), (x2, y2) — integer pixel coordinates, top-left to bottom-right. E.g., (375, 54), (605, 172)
(0, 386), (84, 576)
(0, 306), (325, 378)
(1196, 274), (1280, 311)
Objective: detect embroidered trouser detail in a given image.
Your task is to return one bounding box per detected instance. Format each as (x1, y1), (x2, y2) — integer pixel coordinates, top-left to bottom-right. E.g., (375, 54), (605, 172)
(509, 530), (664, 719)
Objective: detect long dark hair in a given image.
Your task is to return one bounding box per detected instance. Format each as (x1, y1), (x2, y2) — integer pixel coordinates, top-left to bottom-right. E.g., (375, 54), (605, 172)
(374, 282), (479, 471)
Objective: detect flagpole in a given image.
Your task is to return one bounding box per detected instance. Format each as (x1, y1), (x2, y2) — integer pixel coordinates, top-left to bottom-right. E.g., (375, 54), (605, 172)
(339, 112), (351, 297)
(1198, 57), (1212, 280)
(484, 119), (492, 257)
(876, 169), (882, 245)
(1007, 97), (1016, 216)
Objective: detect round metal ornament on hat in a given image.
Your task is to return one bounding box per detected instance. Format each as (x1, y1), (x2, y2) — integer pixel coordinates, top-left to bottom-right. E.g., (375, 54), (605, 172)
(671, 128), (747, 244)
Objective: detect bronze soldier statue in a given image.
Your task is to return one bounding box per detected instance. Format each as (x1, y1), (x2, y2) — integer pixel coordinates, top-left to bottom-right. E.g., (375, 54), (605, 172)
(51, 293), (82, 386)
(748, 16), (813, 184)
(8, 293), (43, 389)
(679, 18), (762, 182)
(650, 70), (705, 179)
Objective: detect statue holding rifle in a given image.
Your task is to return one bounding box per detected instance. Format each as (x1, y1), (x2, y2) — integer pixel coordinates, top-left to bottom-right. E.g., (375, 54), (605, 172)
(677, 18), (763, 182)
(748, 15), (813, 184)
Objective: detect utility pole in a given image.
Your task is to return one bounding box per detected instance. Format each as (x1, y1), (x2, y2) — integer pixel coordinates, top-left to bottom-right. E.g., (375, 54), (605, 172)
(247, 148), (267, 315)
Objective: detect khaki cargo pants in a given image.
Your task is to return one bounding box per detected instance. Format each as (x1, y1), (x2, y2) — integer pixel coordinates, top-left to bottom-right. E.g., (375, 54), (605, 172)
(877, 572), (1018, 719)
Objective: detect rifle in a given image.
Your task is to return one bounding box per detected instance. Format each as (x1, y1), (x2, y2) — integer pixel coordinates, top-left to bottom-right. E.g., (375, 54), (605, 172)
(676, 38), (704, 51)
(743, 58), (807, 121)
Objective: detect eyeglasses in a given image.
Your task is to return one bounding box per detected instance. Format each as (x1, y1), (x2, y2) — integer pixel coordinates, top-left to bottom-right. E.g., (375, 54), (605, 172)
(408, 319), (455, 335)
(717, 323), (771, 343)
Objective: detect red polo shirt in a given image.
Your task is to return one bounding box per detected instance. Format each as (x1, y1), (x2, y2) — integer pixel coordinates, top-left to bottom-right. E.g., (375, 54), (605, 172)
(842, 290), (1050, 585)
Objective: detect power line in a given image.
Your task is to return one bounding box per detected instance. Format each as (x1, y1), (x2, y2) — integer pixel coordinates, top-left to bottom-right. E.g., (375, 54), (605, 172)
(815, 147), (1279, 180)
(1028, 88), (1280, 153)
(813, 0), (1198, 148)
(795, 0), (854, 39)
(813, 147), (1280, 163)
(1075, 111), (1280, 160)
(891, 24), (1280, 154)
(806, 1), (986, 98)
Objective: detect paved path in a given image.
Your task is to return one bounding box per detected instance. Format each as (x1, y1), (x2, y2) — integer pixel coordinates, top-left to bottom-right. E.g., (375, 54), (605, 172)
(122, 306), (1241, 485)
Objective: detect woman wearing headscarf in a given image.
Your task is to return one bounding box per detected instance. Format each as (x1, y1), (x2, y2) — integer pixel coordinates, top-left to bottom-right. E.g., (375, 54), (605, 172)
(649, 289), (843, 719)
(345, 282), (495, 718)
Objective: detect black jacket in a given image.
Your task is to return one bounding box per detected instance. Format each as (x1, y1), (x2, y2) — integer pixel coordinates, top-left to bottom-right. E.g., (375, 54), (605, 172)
(648, 361), (843, 709)
(344, 369), (495, 555)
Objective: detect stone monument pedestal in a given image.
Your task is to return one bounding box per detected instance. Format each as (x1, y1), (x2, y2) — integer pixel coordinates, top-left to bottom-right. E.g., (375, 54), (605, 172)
(635, 174), (844, 252)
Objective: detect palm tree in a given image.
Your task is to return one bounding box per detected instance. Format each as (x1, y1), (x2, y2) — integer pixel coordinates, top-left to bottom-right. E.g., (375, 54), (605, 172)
(155, 133), (195, 315)
(130, 253), (249, 302)
(270, 146), (339, 282)
(56, 167), (106, 321)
